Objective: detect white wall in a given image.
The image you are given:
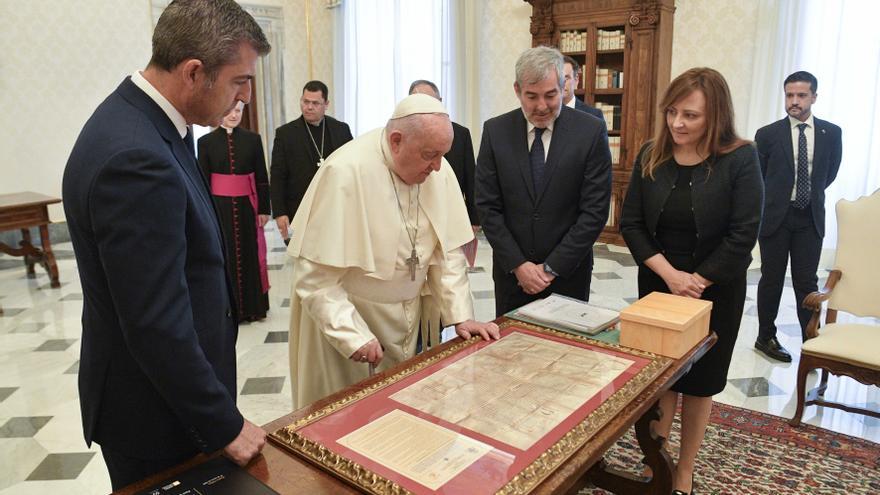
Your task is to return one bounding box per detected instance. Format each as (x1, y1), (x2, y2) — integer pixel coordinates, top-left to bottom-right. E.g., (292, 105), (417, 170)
(470, 0), (533, 137)
(0, 0), (153, 221)
(670, 0), (761, 138)
(0, 0), (336, 223)
(0, 0), (761, 223)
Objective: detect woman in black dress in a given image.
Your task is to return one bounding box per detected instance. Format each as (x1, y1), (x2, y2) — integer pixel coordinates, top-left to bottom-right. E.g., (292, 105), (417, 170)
(620, 68), (763, 494)
(198, 102), (271, 322)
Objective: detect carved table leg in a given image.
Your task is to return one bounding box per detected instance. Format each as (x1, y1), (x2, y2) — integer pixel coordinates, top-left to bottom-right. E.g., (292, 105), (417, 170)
(585, 401), (674, 494)
(39, 224), (60, 288)
(21, 228), (36, 277)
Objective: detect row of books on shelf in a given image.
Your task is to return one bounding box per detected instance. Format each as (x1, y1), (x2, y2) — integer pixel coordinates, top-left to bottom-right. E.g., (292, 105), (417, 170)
(608, 136), (621, 165)
(595, 102), (622, 132)
(596, 68), (624, 89)
(559, 30), (587, 52)
(597, 29), (625, 50)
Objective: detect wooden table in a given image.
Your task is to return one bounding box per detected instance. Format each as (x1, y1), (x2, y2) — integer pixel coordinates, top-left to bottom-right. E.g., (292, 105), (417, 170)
(0, 192), (62, 288)
(116, 325), (714, 495)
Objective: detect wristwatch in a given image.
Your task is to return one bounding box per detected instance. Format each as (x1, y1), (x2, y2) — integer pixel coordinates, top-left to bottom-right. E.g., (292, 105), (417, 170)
(543, 263), (559, 277)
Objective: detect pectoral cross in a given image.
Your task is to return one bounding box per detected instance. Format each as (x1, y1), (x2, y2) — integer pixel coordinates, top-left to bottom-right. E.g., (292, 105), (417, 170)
(406, 248), (419, 281)
(317, 158), (325, 167)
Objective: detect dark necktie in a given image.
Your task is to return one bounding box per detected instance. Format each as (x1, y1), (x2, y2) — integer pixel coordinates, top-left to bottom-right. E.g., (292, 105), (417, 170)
(530, 127), (546, 192)
(184, 126), (196, 158)
(793, 123), (810, 209)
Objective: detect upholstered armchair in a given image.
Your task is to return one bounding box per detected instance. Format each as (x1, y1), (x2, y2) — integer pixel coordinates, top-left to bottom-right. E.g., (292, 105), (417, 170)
(790, 190), (880, 426)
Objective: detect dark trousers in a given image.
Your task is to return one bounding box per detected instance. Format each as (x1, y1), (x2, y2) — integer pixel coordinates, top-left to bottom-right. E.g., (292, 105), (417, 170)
(493, 256), (592, 316)
(101, 445), (196, 491)
(757, 204), (823, 341)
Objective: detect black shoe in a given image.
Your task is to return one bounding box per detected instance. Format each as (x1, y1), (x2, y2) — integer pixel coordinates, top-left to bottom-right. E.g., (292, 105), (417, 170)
(755, 337), (792, 362)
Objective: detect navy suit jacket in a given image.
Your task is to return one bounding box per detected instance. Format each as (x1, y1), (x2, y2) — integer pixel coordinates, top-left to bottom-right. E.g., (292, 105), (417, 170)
(63, 77), (243, 459)
(755, 117), (842, 237)
(476, 106), (611, 302)
(574, 97), (605, 122)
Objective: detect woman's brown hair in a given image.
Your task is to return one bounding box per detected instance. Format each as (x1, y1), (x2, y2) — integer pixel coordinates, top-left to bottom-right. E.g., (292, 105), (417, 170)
(641, 67), (749, 178)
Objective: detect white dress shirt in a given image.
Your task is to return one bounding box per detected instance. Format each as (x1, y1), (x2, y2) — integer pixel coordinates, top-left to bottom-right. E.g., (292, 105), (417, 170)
(131, 70), (188, 140)
(524, 111), (554, 161)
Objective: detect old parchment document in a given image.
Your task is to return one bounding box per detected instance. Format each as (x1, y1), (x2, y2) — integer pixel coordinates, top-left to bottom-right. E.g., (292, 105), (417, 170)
(336, 409), (493, 490)
(391, 332), (632, 450)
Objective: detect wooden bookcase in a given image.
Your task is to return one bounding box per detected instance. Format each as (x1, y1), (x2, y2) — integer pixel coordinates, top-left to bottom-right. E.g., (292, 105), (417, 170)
(526, 0), (674, 245)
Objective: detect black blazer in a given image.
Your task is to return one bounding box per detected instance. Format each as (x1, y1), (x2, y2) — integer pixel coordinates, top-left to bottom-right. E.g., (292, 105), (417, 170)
(476, 105), (612, 277)
(446, 121), (478, 225)
(574, 97), (605, 122)
(62, 78), (242, 459)
(620, 143), (764, 285)
(754, 117), (842, 237)
(269, 115), (353, 219)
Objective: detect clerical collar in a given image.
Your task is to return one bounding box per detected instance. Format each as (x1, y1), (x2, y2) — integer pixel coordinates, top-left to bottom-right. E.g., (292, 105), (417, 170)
(306, 117), (324, 127)
(220, 125), (234, 134)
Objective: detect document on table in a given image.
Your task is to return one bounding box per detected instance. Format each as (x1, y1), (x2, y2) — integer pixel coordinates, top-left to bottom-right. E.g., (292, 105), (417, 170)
(336, 409), (493, 490)
(513, 293), (619, 335)
(390, 332), (633, 450)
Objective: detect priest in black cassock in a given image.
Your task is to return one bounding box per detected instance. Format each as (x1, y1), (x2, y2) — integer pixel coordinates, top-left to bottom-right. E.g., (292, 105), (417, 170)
(198, 101), (271, 322)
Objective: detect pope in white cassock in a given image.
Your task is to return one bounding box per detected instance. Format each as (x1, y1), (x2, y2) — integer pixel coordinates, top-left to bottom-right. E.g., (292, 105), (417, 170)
(287, 94), (500, 409)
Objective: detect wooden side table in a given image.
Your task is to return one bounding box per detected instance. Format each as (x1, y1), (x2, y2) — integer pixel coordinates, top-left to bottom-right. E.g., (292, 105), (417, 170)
(0, 192), (62, 288)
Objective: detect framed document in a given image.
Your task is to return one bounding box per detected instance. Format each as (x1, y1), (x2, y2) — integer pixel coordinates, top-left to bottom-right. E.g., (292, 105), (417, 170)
(270, 321), (671, 494)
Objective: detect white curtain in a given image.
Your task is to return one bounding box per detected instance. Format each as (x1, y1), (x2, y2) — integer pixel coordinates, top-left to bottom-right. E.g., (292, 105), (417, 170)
(798, 0), (880, 249)
(747, 0), (880, 251)
(338, 0), (449, 136)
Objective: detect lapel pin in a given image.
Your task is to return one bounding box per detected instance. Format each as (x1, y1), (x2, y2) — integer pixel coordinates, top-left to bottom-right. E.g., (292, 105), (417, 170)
(821, 129), (826, 134)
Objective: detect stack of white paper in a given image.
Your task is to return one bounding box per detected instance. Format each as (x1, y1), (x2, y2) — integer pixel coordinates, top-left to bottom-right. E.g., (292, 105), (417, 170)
(514, 294), (619, 335)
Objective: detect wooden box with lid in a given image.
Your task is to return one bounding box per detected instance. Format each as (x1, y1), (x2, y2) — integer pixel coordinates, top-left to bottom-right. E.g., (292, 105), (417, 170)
(619, 292), (712, 358)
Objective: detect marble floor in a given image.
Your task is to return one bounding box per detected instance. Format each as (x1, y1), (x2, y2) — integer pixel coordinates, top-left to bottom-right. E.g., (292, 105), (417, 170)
(0, 227), (877, 494)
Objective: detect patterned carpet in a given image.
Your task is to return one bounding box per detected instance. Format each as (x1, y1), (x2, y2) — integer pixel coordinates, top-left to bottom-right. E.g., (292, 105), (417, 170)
(580, 402), (880, 494)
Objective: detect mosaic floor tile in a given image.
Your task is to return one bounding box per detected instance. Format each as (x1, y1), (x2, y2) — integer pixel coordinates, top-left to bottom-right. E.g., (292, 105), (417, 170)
(0, 387), (18, 403)
(264, 331), (288, 343)
(0, 417), (53, 438)
(240, 377), (285, 395)
(727, 377), (786, 398)
(34, 339), (78, 352)
(26, 452), (96, 481)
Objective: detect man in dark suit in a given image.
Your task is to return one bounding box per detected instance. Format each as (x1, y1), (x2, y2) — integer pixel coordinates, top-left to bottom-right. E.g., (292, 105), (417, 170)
(476, 46), (612, 315)
(62, 0), (270, 489)
(755, 71), (842, 362)
(408, 79), (479, 226)
(562, 55), (604, 122)
(270, 80), (353, 244)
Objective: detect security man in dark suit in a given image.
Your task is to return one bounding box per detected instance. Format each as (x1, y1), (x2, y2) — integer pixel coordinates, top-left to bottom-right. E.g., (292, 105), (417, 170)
(408, 79), (479, 226)
(562, 55), (604, 122)
(755, 71), (843, 362)
(476, 46), (612, 315)
(62, 0), (270, 489)
(270, 80), (353, 243)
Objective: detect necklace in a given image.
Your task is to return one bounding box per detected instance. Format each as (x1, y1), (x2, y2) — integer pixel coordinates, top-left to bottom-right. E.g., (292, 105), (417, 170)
(389, 169), (421, 281)
(305, 119), (326, 167)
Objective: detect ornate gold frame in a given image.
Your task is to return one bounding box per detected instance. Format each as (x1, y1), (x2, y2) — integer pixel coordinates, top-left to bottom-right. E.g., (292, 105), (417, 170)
(271, 321), (671, 494)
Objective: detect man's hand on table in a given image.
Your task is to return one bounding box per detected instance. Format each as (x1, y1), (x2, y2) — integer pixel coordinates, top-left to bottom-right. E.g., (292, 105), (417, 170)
(455, 320), (501, 341)
(223, 419), (266, 466)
